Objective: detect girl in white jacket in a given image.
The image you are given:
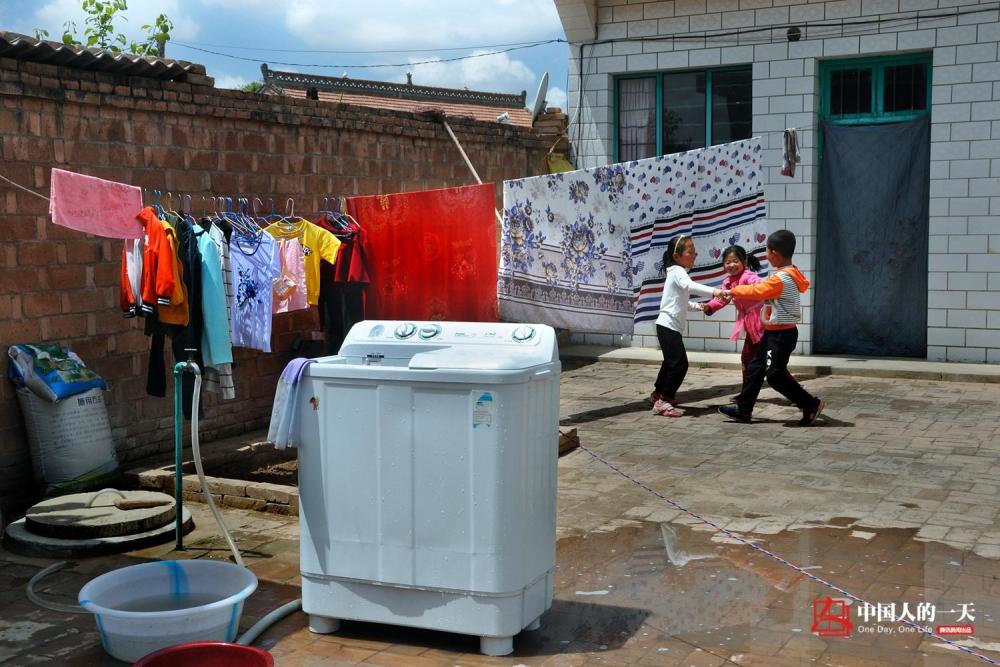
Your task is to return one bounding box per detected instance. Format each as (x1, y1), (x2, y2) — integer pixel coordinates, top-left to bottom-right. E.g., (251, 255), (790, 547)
(652, 234), (724, 417)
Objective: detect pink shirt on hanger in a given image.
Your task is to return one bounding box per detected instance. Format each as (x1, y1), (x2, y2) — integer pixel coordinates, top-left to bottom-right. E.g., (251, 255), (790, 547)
(273, 237), (309, 314)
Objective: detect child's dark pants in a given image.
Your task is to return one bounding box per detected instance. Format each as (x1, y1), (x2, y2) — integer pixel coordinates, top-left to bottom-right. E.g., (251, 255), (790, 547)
(736, 327), (819, 415)
(655, 325), (688, 402)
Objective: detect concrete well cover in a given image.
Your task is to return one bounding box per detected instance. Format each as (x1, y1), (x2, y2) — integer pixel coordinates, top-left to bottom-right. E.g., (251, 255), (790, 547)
(25, 490), (176, 539)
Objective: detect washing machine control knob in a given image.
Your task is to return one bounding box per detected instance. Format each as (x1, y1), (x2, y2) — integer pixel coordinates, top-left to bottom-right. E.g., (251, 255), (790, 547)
(418, 323), (442, 339)
(394, 322), (417, 339)
(512, 326), (536, 342)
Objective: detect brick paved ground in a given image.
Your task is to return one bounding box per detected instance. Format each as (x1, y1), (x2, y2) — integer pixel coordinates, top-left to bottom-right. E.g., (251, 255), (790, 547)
(2, 361), (1000, 666)
(558, 363), (1000, 553)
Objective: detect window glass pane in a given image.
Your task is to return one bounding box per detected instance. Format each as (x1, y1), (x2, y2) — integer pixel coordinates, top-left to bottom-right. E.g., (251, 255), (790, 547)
(883, 63), (927, 113)
(662, 71), (707, 154)
(617, 77), (657, 161)
(829, 68), (872, 115)
(711, 68), (752, 145)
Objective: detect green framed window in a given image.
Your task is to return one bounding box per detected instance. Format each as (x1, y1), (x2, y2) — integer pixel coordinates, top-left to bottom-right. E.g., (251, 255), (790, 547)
(820, 53), (932, 125)
(614, 66), (752, 162)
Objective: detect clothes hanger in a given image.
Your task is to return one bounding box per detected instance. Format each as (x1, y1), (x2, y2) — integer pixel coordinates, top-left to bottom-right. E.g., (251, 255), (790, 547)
(209, 196), (234, 236)
(320, 196), (349, 231)
(224, 197), (257, 238)
(152, 189), (164, 219)
(251, 197), (267, 228)
(264, 197), (283, 224)
(339, 211), (361, 230)
(183, 194), (207, 230)
(334, 195), (360, 230)
(266, 197), (303, 239)
(239, 197), (262, 234)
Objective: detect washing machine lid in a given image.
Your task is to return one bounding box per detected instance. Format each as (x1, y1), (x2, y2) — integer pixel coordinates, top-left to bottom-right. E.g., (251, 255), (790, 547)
(408, 347), (549, 371)
(337, 321), (559, 368)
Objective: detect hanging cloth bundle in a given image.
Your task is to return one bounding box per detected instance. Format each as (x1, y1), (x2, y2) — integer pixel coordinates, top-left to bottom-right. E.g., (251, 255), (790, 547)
(781, 129), (801, 177)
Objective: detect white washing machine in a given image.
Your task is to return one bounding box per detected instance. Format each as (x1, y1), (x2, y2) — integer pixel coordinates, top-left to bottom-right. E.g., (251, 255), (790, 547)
(294, 320), (560, 656)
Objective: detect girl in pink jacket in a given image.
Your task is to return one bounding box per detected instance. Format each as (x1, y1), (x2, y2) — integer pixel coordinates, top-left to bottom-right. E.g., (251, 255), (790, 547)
(701, 246), (765, 384)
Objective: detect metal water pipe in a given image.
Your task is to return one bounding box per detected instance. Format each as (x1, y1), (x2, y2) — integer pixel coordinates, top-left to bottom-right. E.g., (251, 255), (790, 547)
(172, 350), (201, 550)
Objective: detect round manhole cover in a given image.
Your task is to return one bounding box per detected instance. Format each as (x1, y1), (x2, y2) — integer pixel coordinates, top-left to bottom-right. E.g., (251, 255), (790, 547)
(25, 490), (176, 539)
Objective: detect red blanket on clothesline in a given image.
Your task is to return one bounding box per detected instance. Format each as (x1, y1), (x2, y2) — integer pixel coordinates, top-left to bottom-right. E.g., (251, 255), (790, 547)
(347, 183), (498, 322)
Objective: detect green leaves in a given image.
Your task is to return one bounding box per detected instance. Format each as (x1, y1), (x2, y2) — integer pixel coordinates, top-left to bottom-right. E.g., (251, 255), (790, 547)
(43, 0), (172, 56)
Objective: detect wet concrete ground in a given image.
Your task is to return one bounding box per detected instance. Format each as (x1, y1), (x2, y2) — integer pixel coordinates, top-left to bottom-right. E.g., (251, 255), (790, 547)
(2, 362), (1000, 666)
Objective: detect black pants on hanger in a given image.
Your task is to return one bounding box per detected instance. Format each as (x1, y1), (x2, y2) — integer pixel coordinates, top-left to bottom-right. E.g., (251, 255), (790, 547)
(320, 284), (365, 355)
(146, 326), (203, 420)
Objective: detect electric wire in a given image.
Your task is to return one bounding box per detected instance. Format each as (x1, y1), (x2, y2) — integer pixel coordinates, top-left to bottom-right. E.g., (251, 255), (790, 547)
(172, 38), (565, 54)
(583, 3), (1000, 46)
(170, 39), (564, 69)
(168, 3), (999, 70)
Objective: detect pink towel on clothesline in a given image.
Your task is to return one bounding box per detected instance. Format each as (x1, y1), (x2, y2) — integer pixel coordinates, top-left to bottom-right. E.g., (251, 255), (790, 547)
(49, 168), (143, 239)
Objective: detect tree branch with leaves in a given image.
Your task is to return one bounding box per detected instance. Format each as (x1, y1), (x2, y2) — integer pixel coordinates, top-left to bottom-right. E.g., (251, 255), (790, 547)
(34, 0), (173, 57)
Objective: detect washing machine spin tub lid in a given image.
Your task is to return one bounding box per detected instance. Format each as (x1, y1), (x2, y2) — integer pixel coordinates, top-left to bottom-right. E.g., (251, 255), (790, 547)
(307, 320), (559, 382)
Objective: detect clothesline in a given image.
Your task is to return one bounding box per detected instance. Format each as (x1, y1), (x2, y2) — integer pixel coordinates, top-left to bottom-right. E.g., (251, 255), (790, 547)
(138, 189), (350, 217)
(0, 172), (353, 216)
(0, 124), (819, 208)
(0, 173), (50, 201)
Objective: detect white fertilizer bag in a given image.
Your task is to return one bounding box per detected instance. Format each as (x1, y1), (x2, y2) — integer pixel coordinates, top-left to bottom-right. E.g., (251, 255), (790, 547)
(15, 387), (120, 495)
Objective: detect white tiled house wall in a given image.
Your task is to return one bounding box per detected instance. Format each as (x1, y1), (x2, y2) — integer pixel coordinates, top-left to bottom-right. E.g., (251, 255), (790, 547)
(565, 0), (1000, 363)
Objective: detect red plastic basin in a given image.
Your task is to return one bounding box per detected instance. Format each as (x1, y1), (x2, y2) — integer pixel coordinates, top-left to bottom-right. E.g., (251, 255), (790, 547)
(133, 641), (274, 667)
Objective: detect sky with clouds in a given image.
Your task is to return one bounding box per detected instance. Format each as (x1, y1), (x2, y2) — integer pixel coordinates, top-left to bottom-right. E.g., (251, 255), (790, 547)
(2, 0), (570, 111)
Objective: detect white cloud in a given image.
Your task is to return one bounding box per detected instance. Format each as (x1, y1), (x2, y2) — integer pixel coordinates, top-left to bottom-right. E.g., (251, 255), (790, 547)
(214, 73), (251, 89)
(409, 49), (535, 95)
(545, 86), (567, 112)
(281, 0), (562, 49)
(200, 0), (277, 9)
(32, 0), (200, 47)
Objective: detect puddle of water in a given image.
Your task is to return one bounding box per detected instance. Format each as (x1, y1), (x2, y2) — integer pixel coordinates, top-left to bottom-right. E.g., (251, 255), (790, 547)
(660, 524), (714, 567)
(544, 522), (1000, 664)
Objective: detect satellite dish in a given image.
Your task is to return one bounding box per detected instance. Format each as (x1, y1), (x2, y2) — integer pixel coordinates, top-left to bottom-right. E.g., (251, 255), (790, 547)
(530, 71), (549, 123)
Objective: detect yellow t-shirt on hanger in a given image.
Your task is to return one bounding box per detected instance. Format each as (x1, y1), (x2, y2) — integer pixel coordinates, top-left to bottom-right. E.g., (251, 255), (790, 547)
(265, 219), (341, 305)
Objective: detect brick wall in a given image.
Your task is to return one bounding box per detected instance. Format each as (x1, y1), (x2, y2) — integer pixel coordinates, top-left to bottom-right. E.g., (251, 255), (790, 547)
(0, 57), (550, 510)
(566, 0), (1000, 362)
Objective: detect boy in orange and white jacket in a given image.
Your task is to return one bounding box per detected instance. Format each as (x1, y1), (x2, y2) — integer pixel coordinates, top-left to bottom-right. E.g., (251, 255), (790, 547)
(717, 230), (825, 426)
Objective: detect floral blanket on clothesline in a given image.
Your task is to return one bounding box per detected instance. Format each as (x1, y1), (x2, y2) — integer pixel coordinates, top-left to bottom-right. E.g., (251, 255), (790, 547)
(498, 137), (769, 334)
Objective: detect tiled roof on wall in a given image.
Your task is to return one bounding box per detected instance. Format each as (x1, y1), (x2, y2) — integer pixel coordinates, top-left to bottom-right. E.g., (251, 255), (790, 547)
(261, 64), (532, 128)
(0, 31), (209, 82)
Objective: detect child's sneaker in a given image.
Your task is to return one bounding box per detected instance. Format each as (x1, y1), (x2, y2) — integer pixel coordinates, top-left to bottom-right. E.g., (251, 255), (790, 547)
(646, 390), (663, 405)
(652, 399), (684, 417)
(799, 399), (825, 426)
(718, 404), (751, 423)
